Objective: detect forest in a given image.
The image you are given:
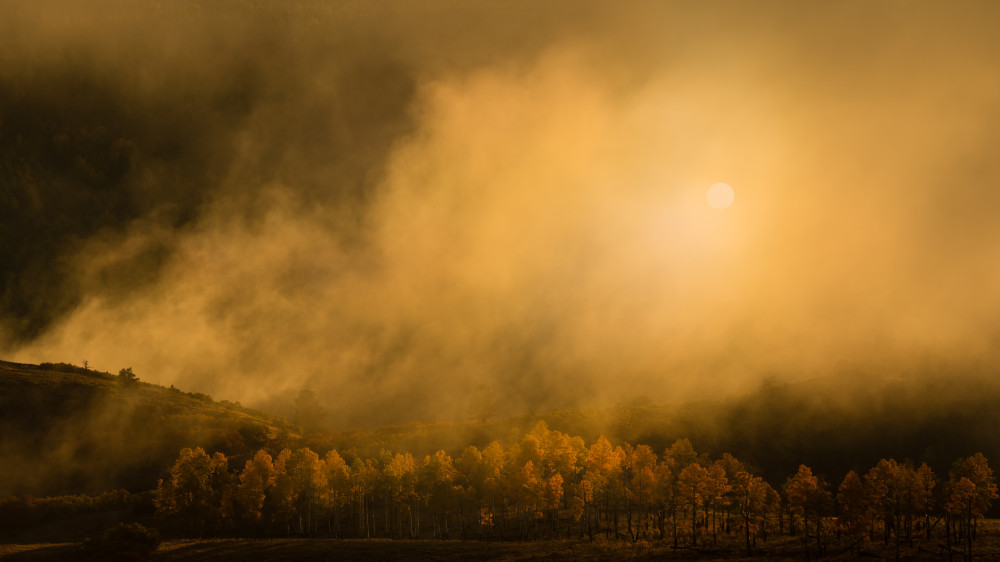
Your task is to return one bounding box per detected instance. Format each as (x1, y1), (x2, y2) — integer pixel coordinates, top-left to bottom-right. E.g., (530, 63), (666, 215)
(146, 421), (998, 561)
(5, 360), (1000, 560)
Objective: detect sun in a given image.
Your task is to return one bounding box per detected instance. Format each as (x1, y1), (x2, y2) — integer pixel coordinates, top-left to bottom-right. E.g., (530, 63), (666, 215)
(707, 182), (734, 209)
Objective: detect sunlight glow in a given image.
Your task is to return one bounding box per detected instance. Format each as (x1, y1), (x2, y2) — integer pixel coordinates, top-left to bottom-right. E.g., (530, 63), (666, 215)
(707, 183), (734, 209)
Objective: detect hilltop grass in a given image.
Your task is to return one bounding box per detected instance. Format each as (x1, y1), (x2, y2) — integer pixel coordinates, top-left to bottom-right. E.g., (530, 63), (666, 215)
(0, 360), (282, 423)
(0, 360), (295, 498)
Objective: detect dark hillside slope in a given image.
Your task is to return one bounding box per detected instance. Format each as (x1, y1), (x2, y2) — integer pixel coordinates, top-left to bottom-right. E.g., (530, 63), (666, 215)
(306, 369), (1000, 490)
(0, 360), (293, 497)
(4, 359), (1000, 500)
(604, 369), (1000, 486)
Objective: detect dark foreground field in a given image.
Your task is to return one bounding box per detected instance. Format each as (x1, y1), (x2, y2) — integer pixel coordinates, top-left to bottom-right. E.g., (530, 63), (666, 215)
(4, 539), (713, 561)
(5, 528), (1000, 562)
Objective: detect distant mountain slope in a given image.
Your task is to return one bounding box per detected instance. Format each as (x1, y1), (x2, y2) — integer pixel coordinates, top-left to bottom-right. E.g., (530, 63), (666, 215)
(0, 360), (294, 497)
(599, 369), (1000, 485)
(299, 367), (1000, 492)
(5, 359), (1000, 500)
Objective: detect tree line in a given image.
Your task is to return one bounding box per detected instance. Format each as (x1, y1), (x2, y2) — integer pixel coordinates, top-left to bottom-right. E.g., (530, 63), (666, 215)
(155, 421), (998, 559)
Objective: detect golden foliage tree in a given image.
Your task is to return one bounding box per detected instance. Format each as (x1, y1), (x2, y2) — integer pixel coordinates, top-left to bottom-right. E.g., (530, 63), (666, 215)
(947, 453), (999, 560)
(784, 464), (830, 554)
(235, 449), (275, 525)
(322, 449), (350, 537)
(836, 470), (871, 554)
(734, 470), (770, 555)
(677, 462), (708, 546)
(155, 447), (230, 534)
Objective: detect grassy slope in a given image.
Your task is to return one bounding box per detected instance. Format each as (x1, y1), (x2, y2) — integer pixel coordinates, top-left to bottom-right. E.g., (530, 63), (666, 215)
(4, 359), (1000, 499)
(0, 360), (294, 497)
(307, 371), (1000, 489)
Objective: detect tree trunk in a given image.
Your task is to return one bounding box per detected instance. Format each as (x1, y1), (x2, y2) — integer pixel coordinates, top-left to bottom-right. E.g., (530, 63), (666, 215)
(946, 516), (952, 562)
(691, 503), (698, 546)
(459, 499), (465, 540)
(586, 498), (593, 541)
(816, 515), (823, 554)
(625, 490), (633, 541)
(743, 512), (752, 556)
(671, 504), (678, 547)
(966, 509), (973, 562)
(711, 503), (717, 546)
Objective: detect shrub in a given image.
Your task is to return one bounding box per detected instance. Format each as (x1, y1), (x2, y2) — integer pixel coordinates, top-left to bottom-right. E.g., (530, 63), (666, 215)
(40, 362), (91, 375)
(117, 367), (139, 386)
(81, 522), (160, 561)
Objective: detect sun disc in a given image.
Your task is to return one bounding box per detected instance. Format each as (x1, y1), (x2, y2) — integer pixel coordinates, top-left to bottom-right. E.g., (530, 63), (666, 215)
(707, 182), (734, 209)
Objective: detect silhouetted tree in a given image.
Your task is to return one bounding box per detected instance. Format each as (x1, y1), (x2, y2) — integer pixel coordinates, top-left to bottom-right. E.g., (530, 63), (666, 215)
(734, 470), (770, 555)
(837, 470), (871, 554)
(785, 464), (830, 555)
(865, 458), (901, 545)
(117, 367), (138, 386)
(947, 453), (998, 561)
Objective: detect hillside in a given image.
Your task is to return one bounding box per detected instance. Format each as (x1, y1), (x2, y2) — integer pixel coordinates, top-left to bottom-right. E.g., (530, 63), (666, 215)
(4, 359), (1000, 500)
(0, 360), (295, 497)
(301, 367), (1000, 489)
(603, 369), (1000, 486)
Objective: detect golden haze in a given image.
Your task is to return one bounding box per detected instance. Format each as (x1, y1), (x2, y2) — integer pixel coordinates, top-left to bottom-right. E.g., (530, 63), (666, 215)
(4, 0), (1000, 426)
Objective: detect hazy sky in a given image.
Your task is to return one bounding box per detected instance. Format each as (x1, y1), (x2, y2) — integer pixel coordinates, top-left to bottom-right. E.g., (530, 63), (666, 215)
(3, 1), (1000, 426)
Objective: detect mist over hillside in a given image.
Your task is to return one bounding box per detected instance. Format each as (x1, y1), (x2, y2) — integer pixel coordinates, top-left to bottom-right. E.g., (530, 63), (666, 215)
(4, 1), (1000, 427)
(0, 360), (291, 497)
(4, 359), (999, 501)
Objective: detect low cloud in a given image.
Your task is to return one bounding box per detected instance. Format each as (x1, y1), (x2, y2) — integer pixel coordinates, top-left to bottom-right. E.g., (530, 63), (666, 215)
(6, 1), (1000, 426)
